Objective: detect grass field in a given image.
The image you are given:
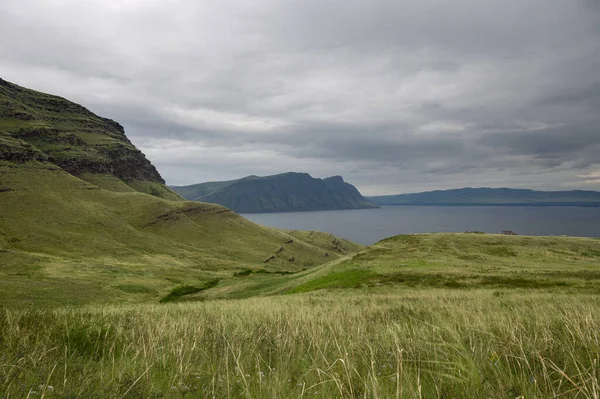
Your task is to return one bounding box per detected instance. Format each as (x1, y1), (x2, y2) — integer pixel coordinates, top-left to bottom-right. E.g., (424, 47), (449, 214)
(2, 233), (600, 398)
(1, 289), (599, 398)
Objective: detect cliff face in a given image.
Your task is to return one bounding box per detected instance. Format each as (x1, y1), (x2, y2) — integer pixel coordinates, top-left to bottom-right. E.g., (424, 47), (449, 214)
(0, 78), (178, 199)
(172, 172), (379, 213)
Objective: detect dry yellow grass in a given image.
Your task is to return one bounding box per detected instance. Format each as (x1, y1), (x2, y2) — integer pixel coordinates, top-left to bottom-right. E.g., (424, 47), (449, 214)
(2, 288), (599, 398)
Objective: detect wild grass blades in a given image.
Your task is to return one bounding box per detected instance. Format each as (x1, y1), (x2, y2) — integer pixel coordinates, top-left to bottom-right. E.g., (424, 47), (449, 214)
(1, 288), (600, 398)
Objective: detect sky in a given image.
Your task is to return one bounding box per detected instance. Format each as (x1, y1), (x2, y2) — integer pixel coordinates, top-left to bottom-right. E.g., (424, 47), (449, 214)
(1, 0), (599, 195)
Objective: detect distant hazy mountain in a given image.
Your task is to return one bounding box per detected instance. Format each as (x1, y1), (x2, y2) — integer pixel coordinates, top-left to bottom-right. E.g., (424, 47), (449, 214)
(368, 187), (600, 206)
(171, 172), (379, 213)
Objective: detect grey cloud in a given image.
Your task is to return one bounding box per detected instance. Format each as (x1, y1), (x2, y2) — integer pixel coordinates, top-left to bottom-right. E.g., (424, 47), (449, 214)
(423, 165), (479, 175)
(479, 125), (600, 163)
(1, 0), (600, 193)
(484, 128), (599, 154)
(538, 83), (600, 112)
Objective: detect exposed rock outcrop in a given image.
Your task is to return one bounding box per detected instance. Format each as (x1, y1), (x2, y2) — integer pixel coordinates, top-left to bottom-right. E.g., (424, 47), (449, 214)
(0, 78), (173, 198)
(172, 172), (379, 213)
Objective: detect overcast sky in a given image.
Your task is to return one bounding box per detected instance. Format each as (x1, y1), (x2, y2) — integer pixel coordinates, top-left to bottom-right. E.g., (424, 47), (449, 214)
(1, 0), (599, 194)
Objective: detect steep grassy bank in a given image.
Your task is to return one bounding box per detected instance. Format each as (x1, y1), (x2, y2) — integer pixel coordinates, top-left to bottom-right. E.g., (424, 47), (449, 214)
(1, 290), (599, 398)
(0, 79), (361, 307)
(0, 160), (360, 306)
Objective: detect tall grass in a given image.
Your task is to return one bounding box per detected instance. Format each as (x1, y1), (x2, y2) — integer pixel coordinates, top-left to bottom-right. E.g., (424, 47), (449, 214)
(1, 288), (599, 398)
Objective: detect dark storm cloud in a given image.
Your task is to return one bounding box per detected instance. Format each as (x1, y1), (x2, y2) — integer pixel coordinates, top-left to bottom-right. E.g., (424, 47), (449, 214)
(1, 0), (600, 194)
(480, 125), (600, 157)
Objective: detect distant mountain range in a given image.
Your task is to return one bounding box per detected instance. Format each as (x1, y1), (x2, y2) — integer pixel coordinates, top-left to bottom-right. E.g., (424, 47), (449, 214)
(368, 187), (600, 207)
(171, 172), (379, 213)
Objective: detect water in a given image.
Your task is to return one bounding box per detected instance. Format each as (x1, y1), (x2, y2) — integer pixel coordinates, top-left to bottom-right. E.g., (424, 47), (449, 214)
(242, 206), (600, 245)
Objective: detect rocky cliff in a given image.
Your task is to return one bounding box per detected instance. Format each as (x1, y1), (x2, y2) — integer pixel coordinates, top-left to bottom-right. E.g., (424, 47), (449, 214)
(0, 78), (179, 199)
(171, 172), (379, 213)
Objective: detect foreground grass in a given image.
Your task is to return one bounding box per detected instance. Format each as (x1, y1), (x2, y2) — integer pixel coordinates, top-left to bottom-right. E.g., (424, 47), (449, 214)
(2, 289), (600, 398)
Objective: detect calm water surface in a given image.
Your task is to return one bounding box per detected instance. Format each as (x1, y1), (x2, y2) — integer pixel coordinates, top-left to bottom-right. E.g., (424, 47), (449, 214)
(242, 206), (600, 245)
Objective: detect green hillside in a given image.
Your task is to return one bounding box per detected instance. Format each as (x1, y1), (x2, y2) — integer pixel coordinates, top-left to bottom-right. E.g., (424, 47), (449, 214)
(2, 233), (600, 398)
(0, 79), (362, 306)
(172, 172), (379, 213)
(283, 233), (600, 293)
(174, 232), (600, 300)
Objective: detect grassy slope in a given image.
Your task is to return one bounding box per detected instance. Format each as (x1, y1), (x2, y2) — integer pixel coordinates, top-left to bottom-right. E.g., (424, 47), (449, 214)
(2, 280), (600, 397)
(0, 79), (363, 306)
(290, 233), (600, 293)
(194, 233), (600, 299)
(1, 233), (600, 397)
(0, 160), (361, 306)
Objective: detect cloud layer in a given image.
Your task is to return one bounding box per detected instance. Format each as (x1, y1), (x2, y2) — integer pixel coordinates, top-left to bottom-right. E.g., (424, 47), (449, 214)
(1, 0), (599, 194)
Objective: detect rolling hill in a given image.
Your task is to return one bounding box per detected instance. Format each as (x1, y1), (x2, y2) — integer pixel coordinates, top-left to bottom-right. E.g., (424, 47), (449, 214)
(0, 78), (362, 306)
(3, 231), (600, 397)
(368, 187), (600, 206)
(171, 172), (379, 213)
(190, 232), (600, 300)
